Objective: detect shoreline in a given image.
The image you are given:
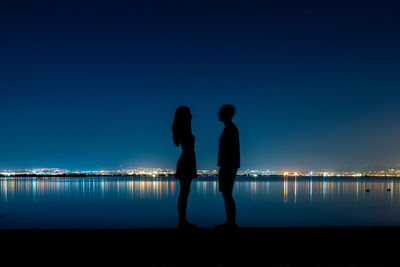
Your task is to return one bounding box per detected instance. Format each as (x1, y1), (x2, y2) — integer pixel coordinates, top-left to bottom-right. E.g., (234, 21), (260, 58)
(1, 174), (400, 178)
(2, 227), (399, 265)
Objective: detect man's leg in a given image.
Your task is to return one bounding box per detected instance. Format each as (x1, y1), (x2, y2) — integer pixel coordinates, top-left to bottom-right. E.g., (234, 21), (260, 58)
(221, 168), (237, 225)
(222, 189), (236, 225)
(216, 168), (237, 228)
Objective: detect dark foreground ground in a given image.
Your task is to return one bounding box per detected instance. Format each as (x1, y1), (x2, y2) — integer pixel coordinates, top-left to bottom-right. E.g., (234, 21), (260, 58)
(1, 227), (399, 266)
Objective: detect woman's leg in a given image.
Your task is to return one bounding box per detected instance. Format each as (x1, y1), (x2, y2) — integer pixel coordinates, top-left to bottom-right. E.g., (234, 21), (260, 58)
(178, 179), (192, 224)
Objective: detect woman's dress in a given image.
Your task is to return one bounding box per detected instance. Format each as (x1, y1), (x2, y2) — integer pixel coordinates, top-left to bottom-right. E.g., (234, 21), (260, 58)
(175, 135), (197, 179)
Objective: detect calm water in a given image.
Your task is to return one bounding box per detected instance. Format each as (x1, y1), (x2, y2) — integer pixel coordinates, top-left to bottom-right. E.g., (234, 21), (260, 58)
(1, 176), (400, 229)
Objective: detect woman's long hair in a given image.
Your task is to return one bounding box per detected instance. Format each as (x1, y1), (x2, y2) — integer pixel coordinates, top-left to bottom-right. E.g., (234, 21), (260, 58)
(172, 106), (192, 146)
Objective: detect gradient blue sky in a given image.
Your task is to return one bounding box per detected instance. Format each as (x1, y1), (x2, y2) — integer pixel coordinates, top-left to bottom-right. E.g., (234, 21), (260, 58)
(1, 0), (400, 170)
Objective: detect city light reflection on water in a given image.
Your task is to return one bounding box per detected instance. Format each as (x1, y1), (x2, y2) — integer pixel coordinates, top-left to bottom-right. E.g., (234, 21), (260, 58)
(1, 176), (400, 228)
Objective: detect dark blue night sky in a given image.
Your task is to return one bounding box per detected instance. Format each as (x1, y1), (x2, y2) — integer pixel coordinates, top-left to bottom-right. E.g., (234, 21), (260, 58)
(1, 0), (400, 170)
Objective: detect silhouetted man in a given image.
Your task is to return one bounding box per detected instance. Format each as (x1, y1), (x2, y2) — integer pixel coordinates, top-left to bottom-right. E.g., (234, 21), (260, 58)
(216, 104), (240, 228)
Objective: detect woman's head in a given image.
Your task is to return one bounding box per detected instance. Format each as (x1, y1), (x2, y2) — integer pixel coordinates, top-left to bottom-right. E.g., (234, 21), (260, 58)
(172, 106), (192, 146)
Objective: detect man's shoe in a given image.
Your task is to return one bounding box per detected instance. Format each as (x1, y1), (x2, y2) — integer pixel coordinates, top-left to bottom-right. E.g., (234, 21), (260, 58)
(214, 222), (238, 229)
(178, 221), (198, 229)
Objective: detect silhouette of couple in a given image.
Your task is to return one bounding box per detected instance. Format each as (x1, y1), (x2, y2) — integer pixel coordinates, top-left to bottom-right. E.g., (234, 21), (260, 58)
(172, 105), (240, 229)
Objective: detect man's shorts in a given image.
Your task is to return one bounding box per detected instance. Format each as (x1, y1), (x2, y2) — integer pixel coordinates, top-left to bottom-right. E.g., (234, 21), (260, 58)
(219, 167), (238, 193)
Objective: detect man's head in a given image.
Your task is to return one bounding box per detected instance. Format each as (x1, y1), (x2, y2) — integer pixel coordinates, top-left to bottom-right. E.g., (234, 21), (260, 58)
(219, 104), (235, 123)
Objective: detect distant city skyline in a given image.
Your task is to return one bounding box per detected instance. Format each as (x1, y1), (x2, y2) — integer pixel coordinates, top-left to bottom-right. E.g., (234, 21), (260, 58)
(2, 164), (400, 178)
(1, 1), (400, 170)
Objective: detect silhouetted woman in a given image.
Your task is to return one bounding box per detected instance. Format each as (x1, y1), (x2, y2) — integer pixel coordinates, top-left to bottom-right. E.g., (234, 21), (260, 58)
(172, 106), (197, 229)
